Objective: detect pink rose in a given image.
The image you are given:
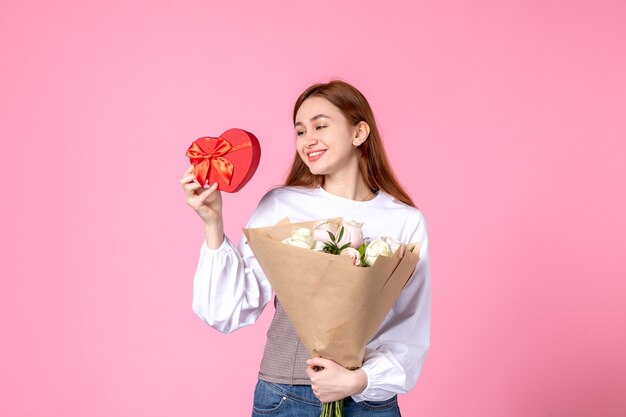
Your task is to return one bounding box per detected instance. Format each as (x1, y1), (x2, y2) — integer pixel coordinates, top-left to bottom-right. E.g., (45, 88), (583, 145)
(340, 247), (362, 266)
(314, 219), (341, 242)
(314, 218), (364, 249)
(339, 219), (364, 249)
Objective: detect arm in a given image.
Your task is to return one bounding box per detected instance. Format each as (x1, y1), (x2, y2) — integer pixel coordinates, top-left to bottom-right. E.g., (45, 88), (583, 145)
(351, 211), (432, 402)
(191, 233), (273, 333)
(191, 190), (278, 333)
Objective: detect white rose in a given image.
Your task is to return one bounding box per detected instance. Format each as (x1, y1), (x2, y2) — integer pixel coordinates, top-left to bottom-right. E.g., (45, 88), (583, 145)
(382, 236), (402, 255)
(281, 237), (314, 249)
(289, 227), (314, 248)
(364, 239), (392, 266)
(340, 247), (362, 266)
(312, 240), (326, 252)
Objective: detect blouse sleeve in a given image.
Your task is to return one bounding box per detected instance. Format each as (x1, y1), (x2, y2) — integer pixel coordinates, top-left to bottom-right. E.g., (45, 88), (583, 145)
(351, 211), (432, 402)
(191, 191), (277, 334)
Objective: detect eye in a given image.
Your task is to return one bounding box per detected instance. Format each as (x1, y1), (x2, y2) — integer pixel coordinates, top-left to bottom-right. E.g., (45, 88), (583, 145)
(296, 130), (305, 136)
(316, 125), (327, 130)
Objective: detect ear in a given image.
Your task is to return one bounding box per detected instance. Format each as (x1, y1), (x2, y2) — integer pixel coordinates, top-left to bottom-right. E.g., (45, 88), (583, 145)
(352, 121), (370, 147)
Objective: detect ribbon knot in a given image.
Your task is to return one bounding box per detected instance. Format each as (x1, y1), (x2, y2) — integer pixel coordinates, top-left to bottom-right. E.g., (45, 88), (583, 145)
(186, 137), (234, 186)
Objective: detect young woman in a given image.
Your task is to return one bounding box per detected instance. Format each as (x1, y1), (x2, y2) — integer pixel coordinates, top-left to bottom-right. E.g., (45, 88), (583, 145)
(180, 80), (431, 416)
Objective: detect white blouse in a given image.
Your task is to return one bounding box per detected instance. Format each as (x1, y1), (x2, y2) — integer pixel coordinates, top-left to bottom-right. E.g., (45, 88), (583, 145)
(192, 185), (432, 402)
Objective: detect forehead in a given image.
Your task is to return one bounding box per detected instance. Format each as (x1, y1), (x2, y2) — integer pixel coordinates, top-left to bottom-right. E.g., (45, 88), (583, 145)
(295, 96), (343, 123)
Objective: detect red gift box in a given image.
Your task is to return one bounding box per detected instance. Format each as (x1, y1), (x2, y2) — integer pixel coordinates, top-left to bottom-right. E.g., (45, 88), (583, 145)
(186, 128), (261, 193)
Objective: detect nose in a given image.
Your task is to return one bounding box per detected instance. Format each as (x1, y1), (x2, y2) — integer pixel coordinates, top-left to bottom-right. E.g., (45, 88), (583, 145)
(301, 133), (318, 148)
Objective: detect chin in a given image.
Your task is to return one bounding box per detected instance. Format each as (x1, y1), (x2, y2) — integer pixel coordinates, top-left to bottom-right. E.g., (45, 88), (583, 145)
(301, 160), (319, 174)
(307, 165), (328, 176)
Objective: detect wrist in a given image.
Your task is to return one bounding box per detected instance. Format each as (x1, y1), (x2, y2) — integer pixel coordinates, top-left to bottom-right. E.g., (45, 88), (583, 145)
(204, 220), (225, 250)
(203, 214), (223, 227)
(350, 368), (368, 396)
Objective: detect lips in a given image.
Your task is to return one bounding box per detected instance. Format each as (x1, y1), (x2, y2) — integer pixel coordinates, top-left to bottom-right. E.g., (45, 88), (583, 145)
(306, 149), (326, 162)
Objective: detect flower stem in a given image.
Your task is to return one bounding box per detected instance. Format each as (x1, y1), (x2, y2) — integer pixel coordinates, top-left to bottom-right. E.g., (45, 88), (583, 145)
(320, 399), (343, 417)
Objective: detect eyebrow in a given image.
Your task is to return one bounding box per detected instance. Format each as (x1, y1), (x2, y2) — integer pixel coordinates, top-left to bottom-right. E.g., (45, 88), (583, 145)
(294, 114), (332, 127)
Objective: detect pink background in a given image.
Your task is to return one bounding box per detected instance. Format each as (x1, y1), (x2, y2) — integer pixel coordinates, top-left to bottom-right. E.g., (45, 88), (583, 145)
(1, 1), (625, 416)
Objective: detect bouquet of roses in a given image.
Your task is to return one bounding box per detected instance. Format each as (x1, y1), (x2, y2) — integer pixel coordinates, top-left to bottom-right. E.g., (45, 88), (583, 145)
(281, 218), (408, 267)
(243, 218), (421, 417)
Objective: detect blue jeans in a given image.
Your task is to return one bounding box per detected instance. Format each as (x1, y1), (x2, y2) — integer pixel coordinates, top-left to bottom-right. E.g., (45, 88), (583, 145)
(251, 379), (402, 416)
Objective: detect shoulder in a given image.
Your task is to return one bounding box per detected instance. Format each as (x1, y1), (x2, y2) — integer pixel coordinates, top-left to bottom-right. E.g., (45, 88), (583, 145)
(257, 185), (317, 206)
(247, 185), (317, 227)
(261, 185), (316, 199)
(378, 192), (429, 241)
(379, 192), (426, 222)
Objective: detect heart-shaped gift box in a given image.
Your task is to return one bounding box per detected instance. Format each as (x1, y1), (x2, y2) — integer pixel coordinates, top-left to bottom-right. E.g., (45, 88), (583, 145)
(186, 128), (261, 193)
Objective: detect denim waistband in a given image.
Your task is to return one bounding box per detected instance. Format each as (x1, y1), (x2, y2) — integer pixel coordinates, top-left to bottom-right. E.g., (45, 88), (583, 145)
(259, 379), (321, 407)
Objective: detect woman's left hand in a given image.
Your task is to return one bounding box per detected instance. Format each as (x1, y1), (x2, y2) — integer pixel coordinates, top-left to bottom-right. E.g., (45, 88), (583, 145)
(305, 357), (368, 403)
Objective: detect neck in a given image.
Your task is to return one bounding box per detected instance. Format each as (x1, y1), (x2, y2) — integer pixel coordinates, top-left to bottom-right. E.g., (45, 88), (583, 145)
(322, 167), (374, 201)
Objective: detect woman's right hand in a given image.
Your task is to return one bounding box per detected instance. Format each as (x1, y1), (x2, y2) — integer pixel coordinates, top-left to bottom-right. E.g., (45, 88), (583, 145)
(180, 165), (223, 225)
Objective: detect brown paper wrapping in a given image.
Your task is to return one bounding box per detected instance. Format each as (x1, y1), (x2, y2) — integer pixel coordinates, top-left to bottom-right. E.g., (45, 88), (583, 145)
(243, 217), (420, 369)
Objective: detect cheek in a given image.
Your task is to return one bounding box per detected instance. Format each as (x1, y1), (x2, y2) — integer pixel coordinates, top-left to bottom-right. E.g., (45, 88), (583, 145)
(297, 145), (306, 157)
(335, 142), (353, 158)
(296, 147), (309, 163)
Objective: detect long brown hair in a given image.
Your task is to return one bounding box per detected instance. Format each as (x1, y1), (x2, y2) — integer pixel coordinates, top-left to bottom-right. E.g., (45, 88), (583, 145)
(284, 79), (416, 208)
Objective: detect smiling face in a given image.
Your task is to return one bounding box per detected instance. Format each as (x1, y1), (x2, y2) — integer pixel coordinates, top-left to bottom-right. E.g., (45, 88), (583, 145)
(294, 96), (361, 177)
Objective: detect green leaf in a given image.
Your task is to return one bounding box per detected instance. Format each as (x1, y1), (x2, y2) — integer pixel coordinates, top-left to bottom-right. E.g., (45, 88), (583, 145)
(337, 226), (344, 242)
(339, 243), (351, 251)
(328, 231), (336, 242)
(324, 242), (341, 254)
(358, 244), (366, 256)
